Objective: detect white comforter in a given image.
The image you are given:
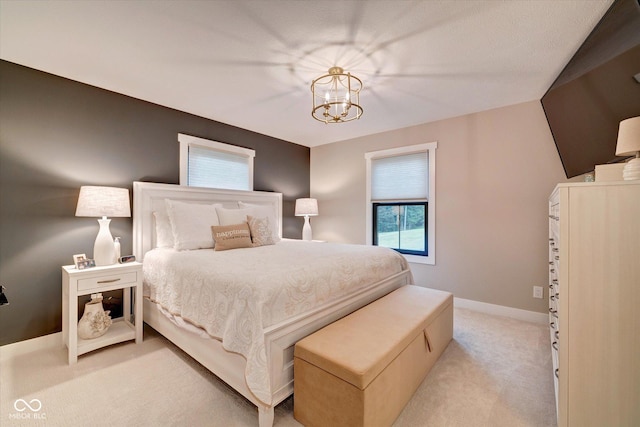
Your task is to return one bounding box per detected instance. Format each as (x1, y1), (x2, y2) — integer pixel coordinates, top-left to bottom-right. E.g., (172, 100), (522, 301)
(143, 240), (411, 405)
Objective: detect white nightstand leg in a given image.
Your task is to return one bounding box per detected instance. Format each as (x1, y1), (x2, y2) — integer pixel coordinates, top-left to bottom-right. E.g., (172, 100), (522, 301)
(62, 278), (68, 349)
(123, 285), (131, 324)
(68, 285), (78, 364)
(135, 282), (143, 343)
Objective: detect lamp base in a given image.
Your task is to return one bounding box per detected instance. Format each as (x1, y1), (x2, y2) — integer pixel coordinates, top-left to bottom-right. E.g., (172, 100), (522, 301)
(622, 157), (640, 180)
(302, 216), (313, 241)
(94, 218), (116, 266)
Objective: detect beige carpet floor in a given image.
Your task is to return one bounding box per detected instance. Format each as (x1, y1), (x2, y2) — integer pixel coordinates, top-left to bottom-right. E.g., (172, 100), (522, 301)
(1, 307), (556, 426)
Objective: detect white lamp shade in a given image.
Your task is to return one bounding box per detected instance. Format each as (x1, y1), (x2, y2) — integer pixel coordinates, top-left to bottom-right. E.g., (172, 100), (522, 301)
(295, 198), (318, 216)
(75, 186), (131, 218)
(76, 186), (130, 266)
(615, 116), (640, 156)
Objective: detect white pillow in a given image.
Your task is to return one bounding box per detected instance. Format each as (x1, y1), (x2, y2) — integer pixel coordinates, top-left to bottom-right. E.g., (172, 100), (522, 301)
(165, 199), (222, 250)
(237, 201), (280, 241)
(153, 211), (174, 248)
(215, 207), (254, 226)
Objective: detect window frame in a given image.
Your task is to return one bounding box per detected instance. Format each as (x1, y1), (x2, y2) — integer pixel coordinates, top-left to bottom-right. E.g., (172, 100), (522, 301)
(365, 142), (437, 265)
(178, 133), (255, 190)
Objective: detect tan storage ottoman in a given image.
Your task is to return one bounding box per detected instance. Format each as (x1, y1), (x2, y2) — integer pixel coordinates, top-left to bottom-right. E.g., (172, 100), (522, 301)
(294, 285), (453, 427)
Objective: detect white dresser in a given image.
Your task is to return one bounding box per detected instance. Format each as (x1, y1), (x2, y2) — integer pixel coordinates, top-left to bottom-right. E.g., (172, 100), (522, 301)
(548, 181), (639, 427)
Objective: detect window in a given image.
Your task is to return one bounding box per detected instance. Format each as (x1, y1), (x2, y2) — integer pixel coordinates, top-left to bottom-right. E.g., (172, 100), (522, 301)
(365, 142), (436, 265)
(179, 133), (255, 191)
(373, 202), (427, 256)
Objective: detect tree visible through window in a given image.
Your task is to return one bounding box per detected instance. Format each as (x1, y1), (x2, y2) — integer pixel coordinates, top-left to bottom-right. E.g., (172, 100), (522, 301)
(373, 203), (427, 256)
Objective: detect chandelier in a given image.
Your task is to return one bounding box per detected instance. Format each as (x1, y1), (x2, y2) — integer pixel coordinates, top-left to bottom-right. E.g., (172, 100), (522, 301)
(311, 67), (363, 124)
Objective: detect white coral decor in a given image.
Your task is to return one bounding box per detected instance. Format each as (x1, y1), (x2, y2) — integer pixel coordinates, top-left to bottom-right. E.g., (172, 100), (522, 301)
(78, 293), (112, 339)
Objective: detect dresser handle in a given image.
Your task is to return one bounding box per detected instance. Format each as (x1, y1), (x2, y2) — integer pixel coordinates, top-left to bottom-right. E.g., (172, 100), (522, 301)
(97, 278), (121, 284)
(552, 341), (559, 351)
(549, 268), (555, 273)
(550, 321), (556, 329)
(550, 295), (556, 301)
(554, 255), (560, 260)
(549, 308), (558, 318)
(554, 331), (559, 340)
(555, 368), (559, 379)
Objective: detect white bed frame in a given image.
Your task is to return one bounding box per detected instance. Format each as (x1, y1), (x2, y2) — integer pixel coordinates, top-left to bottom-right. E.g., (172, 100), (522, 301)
(132, 181), (411, 427)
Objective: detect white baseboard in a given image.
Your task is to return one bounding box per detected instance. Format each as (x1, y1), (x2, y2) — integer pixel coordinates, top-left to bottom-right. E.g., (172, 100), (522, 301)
(0, 332), (62, 362)
(454, 297), (548, 324)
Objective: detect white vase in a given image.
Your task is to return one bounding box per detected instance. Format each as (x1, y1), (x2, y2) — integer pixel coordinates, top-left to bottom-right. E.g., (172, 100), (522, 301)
(78, 296), (112, 339)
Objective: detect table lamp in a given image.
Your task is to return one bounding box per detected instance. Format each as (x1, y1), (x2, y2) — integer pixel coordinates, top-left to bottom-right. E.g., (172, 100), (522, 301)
(75, 186), (131, 266)
(295, 198), (318, 241)
(615, 116), (640, 181)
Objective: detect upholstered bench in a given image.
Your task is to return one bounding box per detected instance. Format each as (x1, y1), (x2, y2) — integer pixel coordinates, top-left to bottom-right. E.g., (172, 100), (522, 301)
(294, 285), (453, 427)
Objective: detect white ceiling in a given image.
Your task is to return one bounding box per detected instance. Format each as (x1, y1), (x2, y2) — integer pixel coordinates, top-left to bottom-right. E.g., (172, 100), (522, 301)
(0, 0), (613, 147)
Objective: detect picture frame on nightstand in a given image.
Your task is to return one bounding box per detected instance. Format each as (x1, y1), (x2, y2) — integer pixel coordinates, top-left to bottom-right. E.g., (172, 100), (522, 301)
(72, 253), (86, 268)
(77, 259), (96, 270)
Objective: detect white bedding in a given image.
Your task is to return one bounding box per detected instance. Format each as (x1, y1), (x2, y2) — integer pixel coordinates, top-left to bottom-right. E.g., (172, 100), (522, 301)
(143, 240), (411, 405)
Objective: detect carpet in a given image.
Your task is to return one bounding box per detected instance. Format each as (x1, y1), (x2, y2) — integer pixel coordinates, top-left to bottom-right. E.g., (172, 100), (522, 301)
(1, 307), (556, 426)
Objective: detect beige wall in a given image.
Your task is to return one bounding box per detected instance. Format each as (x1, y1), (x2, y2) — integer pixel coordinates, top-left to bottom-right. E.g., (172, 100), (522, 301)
(310, 100), (567, 313)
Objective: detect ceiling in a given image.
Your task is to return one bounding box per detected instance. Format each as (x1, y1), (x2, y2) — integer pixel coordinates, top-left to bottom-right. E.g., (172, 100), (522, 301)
(0, 0), (613, 147)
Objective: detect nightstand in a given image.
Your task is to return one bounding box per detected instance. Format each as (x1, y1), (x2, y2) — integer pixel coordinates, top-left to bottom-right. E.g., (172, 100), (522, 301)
(62, 262), (143, 364)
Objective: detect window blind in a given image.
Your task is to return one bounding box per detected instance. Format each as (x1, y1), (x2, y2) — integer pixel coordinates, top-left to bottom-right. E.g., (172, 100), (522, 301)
(371, 152), (428, 201)
(188, 145), (250, 190)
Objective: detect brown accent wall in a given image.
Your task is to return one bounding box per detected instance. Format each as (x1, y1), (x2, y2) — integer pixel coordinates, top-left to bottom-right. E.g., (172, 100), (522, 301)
(0, 60), (310, 345)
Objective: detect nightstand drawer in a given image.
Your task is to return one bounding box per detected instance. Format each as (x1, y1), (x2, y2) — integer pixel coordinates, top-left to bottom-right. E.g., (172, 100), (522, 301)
(77, 271), (138, 292)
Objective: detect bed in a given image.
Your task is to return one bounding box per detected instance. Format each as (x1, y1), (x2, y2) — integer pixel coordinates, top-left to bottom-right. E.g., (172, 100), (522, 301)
(132, 182), (412, 426)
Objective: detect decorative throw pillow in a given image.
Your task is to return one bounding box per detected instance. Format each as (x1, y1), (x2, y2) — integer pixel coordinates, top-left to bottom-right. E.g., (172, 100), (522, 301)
(165, 199), (222, 250)
(153, 211), (174, 248)
(211, 222), (253, 251)
(238, 202), (281, 242)
(247, 215), (277, 247)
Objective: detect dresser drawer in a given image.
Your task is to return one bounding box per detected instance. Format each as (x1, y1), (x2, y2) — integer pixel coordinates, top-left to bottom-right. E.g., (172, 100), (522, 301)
(77, 271), (138, 291)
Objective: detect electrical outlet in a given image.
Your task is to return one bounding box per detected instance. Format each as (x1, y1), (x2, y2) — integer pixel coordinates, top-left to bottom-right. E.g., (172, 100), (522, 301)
(533, 286), (543, 299)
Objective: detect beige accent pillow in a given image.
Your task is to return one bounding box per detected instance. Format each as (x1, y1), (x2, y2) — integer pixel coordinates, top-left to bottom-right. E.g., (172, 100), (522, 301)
(247, 215), (277, 247)
(211, 222), (253, 251)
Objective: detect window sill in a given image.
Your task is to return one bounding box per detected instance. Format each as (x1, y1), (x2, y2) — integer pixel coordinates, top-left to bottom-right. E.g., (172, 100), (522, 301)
(403, 253), (434, 265)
